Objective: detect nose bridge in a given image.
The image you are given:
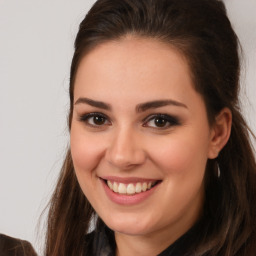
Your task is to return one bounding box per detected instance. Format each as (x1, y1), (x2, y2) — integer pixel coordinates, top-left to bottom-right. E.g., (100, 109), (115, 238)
(105, 124), (146, 168)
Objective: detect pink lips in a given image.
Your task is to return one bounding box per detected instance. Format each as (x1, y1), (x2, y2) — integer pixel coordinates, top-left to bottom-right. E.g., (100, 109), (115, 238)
(100, 176), (161, 205)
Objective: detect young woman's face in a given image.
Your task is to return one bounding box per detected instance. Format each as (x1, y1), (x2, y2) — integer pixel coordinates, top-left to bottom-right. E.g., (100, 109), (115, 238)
(71, 37), (216, 241)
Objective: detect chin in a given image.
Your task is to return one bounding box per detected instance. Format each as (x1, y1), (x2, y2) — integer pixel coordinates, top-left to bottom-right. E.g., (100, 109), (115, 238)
(103, 215), (154, 236)
(110, 225), (150, 236)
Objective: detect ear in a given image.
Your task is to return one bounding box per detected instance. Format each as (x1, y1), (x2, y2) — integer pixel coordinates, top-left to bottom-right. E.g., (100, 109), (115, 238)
(208, 108), (232, 159)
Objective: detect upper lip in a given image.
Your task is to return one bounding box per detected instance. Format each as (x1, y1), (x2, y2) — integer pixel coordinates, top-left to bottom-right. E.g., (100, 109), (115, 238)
(100, 176), (161, 184)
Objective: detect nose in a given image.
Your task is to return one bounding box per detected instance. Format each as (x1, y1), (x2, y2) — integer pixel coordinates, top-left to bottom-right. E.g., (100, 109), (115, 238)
(105, 126), (147, 169)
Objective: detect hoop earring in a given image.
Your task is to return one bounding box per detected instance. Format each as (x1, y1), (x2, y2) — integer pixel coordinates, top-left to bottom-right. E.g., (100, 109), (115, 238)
(215, 161), (221, 178)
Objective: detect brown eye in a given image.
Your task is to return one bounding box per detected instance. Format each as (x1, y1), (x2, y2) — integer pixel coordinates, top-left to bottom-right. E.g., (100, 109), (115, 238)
(92, 116), (106, 125)
(143, 114), (180, 129)
(79, 112), (111, 127)
(154, 117), (168, 127)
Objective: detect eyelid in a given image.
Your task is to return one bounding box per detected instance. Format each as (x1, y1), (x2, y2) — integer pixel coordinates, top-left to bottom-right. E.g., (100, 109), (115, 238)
(142, 113), (180, 129)
(78, 112), (111, 128)
(77, 112), (180, 130)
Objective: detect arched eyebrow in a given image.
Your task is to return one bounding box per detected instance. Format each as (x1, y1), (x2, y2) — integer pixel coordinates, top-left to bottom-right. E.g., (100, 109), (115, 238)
(136, 100), (188, 112)
(74, 97), (187, 112)
(74, 97), (111, 110)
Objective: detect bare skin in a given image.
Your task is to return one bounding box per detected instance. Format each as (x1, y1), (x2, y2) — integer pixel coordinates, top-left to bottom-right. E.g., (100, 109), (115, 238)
(70, 36), (232, 256)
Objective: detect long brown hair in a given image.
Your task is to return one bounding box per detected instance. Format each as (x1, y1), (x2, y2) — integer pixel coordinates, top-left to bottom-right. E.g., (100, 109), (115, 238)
(45, 0), (256, 255)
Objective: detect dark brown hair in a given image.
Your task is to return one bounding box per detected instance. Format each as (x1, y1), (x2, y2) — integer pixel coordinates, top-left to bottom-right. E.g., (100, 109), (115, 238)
(45, 0), (256, 255)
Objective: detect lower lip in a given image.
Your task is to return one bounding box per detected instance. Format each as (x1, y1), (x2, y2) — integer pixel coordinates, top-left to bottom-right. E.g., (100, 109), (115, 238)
(101, 179), (160, 205)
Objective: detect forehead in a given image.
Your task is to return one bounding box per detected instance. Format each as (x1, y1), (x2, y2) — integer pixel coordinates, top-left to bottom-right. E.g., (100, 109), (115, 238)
(73, 36), (202, 109)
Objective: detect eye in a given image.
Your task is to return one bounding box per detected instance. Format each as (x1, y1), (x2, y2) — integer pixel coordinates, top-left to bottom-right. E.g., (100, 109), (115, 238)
(78, 112), (111, 127)
(143, 114), (180, 129)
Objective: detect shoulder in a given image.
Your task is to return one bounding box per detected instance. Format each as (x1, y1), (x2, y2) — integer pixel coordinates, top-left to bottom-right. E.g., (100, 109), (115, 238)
(0, 234), (37, 256)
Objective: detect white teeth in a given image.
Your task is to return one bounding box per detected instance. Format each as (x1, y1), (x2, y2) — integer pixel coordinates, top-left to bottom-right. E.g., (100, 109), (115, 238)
(106, 180), (156, 195)
(118, 183), (126, 194)
(142, 182), (147, 192)
(113, 182), (118, 193)
(135, 183), (142, 193)
(107, 180), (113, 190)
(127, 184), (135, 195)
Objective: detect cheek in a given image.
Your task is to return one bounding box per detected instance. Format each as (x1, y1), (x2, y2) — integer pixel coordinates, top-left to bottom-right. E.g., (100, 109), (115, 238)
(148, 131), (209, 176)
(70, 126), (107, 205)
(70, 126), (105, 174)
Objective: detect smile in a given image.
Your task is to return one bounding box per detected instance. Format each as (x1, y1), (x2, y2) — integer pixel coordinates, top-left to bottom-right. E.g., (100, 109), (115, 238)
(100, 176), (162, 205)
(106, 180), (158, 195)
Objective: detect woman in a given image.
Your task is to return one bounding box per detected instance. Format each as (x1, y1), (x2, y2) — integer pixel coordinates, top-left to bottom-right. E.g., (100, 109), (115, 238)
(45, 0), (256, 255)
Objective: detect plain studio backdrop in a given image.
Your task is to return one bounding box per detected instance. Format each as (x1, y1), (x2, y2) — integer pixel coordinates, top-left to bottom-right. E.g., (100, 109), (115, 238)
(0, 0), (255, 254)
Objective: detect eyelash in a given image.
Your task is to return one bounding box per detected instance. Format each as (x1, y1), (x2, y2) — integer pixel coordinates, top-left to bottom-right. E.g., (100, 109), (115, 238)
(142, 114), (180, 129)
(78, 112), (180, 130)
(78, 112), (111, 128)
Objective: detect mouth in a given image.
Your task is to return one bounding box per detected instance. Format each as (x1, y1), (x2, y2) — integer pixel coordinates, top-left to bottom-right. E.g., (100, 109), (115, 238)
(101, 178), (161, 196)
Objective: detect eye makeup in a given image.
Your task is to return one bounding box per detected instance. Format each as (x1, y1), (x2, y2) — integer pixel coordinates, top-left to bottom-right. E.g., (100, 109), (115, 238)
(142, 113), (181, 129)
(77, 111), (181, 131)
(78, 112), (111, 128)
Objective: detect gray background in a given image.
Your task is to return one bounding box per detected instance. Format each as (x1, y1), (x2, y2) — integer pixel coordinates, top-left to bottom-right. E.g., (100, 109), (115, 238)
(0, 0), (255, 254)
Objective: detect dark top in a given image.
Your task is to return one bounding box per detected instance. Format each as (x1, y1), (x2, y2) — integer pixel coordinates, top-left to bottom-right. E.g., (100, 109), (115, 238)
(0, 234), (37, 256)
(84, 223), (202, 256)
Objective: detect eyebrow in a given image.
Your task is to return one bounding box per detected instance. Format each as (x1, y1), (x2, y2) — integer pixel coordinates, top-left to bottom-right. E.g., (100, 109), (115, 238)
(136, 99), (188, 112)
(74, 97), (111, 110)
(74, 97), (187, 112)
